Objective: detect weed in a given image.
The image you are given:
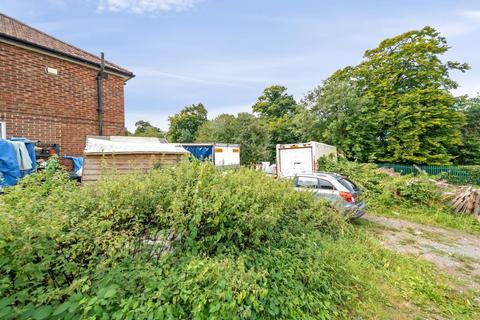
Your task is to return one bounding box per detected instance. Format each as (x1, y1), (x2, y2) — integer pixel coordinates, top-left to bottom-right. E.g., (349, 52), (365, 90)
(0, 161), (478, 319)
(451, 253), (478, 265)
(318, 157), (480, 235)
(399, 237), (418, 246)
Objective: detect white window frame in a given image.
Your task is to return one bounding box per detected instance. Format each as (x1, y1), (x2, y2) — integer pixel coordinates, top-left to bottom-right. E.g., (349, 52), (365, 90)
(0, 121), (6, 140)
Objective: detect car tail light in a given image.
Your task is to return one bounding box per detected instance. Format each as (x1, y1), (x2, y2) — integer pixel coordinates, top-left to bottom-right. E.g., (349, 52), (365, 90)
(340, 191), (353, 203)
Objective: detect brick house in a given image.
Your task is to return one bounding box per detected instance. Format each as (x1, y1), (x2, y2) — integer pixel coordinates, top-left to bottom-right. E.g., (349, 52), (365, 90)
(0, 13), (134, 156)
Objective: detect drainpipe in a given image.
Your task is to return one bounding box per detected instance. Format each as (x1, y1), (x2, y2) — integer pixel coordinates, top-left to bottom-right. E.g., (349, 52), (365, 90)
(97, 52), (106, 136)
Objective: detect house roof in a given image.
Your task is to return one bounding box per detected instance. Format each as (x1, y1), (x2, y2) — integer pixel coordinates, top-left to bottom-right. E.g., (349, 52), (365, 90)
(0, 12), (134, 79)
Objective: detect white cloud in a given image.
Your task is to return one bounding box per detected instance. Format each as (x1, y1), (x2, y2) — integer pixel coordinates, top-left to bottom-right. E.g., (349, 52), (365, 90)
(133, 67), (254, 88)
(47, 0), (66, 5)
(98, 0), (199, 14)
(459, 10), (480, 20)
(437, 22), (474, 37)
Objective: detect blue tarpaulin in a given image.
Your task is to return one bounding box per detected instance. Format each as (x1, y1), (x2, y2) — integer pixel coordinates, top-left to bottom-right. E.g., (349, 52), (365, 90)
(63, 155), (84, 172)
(183, 146), (213, 161)
(0, 140), (22, 187)
(0, 138), (38, 188)
(10, 137), (36, 176)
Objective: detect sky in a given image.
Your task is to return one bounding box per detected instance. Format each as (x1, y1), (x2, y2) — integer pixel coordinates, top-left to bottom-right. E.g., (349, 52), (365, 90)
(1, 0), (480, 130)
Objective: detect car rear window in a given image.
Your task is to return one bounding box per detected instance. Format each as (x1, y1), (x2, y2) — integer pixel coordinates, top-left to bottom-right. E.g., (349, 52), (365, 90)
(338, 178), (358, 192)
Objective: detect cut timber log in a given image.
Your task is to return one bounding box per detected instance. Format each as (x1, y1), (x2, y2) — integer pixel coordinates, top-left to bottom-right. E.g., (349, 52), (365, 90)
(451, 187), (480, 218)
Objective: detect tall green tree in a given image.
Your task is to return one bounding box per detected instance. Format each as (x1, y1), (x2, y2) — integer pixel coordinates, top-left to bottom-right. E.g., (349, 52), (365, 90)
(196, 114), (237, 143)
(302, 80), (372, 158)
(317, 26), (468, 164)
(167, 103), (208, 142)
(252, 85), (301, 161)
(252, 85), (298, 118)
(455, 95), (480, 164)
(131, 120), (166, 139)
(196, 113), (270, 165)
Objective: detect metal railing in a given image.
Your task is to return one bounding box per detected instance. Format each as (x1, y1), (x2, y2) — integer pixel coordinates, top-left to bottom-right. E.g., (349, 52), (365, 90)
(377, 164), (480, 185)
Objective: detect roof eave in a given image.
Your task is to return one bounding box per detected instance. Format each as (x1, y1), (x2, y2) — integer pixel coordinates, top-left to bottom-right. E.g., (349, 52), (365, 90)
(0, 33), (135, 80)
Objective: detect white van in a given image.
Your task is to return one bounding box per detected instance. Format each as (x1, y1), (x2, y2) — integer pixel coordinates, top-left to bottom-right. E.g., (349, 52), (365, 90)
(276, 141), (337, 177)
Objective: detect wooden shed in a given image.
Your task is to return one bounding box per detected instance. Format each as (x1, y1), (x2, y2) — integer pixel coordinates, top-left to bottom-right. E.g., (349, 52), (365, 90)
(82, 136), (188, 184)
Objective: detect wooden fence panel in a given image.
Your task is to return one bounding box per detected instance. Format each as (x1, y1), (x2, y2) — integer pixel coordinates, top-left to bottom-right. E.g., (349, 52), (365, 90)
(82, 153), (185, 184)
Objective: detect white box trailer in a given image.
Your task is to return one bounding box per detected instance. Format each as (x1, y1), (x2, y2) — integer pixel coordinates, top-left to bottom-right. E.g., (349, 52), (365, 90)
(181, 143), (240, 167)
(276, 141), (337, 177)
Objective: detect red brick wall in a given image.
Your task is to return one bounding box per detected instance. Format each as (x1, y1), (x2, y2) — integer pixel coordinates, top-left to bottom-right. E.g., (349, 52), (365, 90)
(0, 41), (126, 156)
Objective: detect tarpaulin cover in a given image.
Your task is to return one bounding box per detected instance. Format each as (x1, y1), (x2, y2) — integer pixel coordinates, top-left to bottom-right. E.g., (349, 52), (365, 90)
(10, 137), (36, 176)
(0, 139), (21, 187)
(63, 155), (84, 172)
(184, 146), (213, 161)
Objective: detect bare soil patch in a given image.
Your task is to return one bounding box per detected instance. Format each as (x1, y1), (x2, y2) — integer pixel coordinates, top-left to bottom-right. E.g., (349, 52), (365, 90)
(362, 215), (480, 292)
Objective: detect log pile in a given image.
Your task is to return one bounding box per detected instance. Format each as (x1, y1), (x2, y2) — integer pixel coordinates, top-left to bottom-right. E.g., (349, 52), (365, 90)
(451, 187), (480, 217)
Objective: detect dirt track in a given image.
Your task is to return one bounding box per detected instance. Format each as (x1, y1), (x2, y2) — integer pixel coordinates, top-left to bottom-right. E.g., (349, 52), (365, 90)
(362, 215), (480, 292)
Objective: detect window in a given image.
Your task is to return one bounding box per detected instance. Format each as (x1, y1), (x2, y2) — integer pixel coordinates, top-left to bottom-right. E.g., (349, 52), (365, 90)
(318, 179), (335, 190)
(338, 178), (358, 192)
(296, 176), (318, 188)
(0, 121), (5, 140)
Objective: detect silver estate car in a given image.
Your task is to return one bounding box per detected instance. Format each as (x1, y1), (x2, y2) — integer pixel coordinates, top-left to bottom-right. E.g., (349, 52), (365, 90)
(293, 172), (365, 219)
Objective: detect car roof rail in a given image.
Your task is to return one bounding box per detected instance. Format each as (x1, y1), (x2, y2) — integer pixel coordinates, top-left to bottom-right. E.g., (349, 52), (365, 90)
(296, 171), (343, 177)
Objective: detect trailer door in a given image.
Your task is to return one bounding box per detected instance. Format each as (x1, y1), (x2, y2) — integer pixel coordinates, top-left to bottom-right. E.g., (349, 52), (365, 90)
(214, 146), (240, 166)
(279, 147), (313, 177)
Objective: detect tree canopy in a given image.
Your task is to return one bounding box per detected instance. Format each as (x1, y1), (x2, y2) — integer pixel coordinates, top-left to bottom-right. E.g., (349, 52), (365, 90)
(153, 26), (478, 165)
(311, 26), (469, 164)
(196, 114), (237, 143)
(196, 113), (270, 165)
(252, 85), (298, 118)
(252, 85), (301, 161)
(131, 120), (166, 139)
(167, 103), (208, 143)
(302, 80), (372, 158)
(455, 96), (480, 165)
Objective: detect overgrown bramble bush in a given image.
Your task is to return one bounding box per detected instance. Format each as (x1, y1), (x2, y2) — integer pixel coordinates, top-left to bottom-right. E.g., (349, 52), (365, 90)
(1, 159), (478, 319)
(318, 157), (387, 199)
(2, 160), (378, 319)
(317, 157), (442, 205)
(382, 175), (441, 205)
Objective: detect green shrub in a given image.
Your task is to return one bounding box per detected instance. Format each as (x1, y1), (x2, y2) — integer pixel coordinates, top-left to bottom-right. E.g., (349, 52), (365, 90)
(318, 157), (442, 205)
(0, 161), (358, 319)
(318, 157), (480, 234)
(318, 157), (388, 199)
(1, 160), (477, 319)
(385, 175), (441, 205)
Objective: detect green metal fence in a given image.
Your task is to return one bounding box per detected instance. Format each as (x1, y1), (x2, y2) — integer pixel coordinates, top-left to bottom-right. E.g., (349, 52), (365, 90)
(377, 164), (480, 186)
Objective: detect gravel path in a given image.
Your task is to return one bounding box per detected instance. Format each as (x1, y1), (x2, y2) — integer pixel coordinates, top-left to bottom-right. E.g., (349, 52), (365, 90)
(362, 215), (480, 292)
